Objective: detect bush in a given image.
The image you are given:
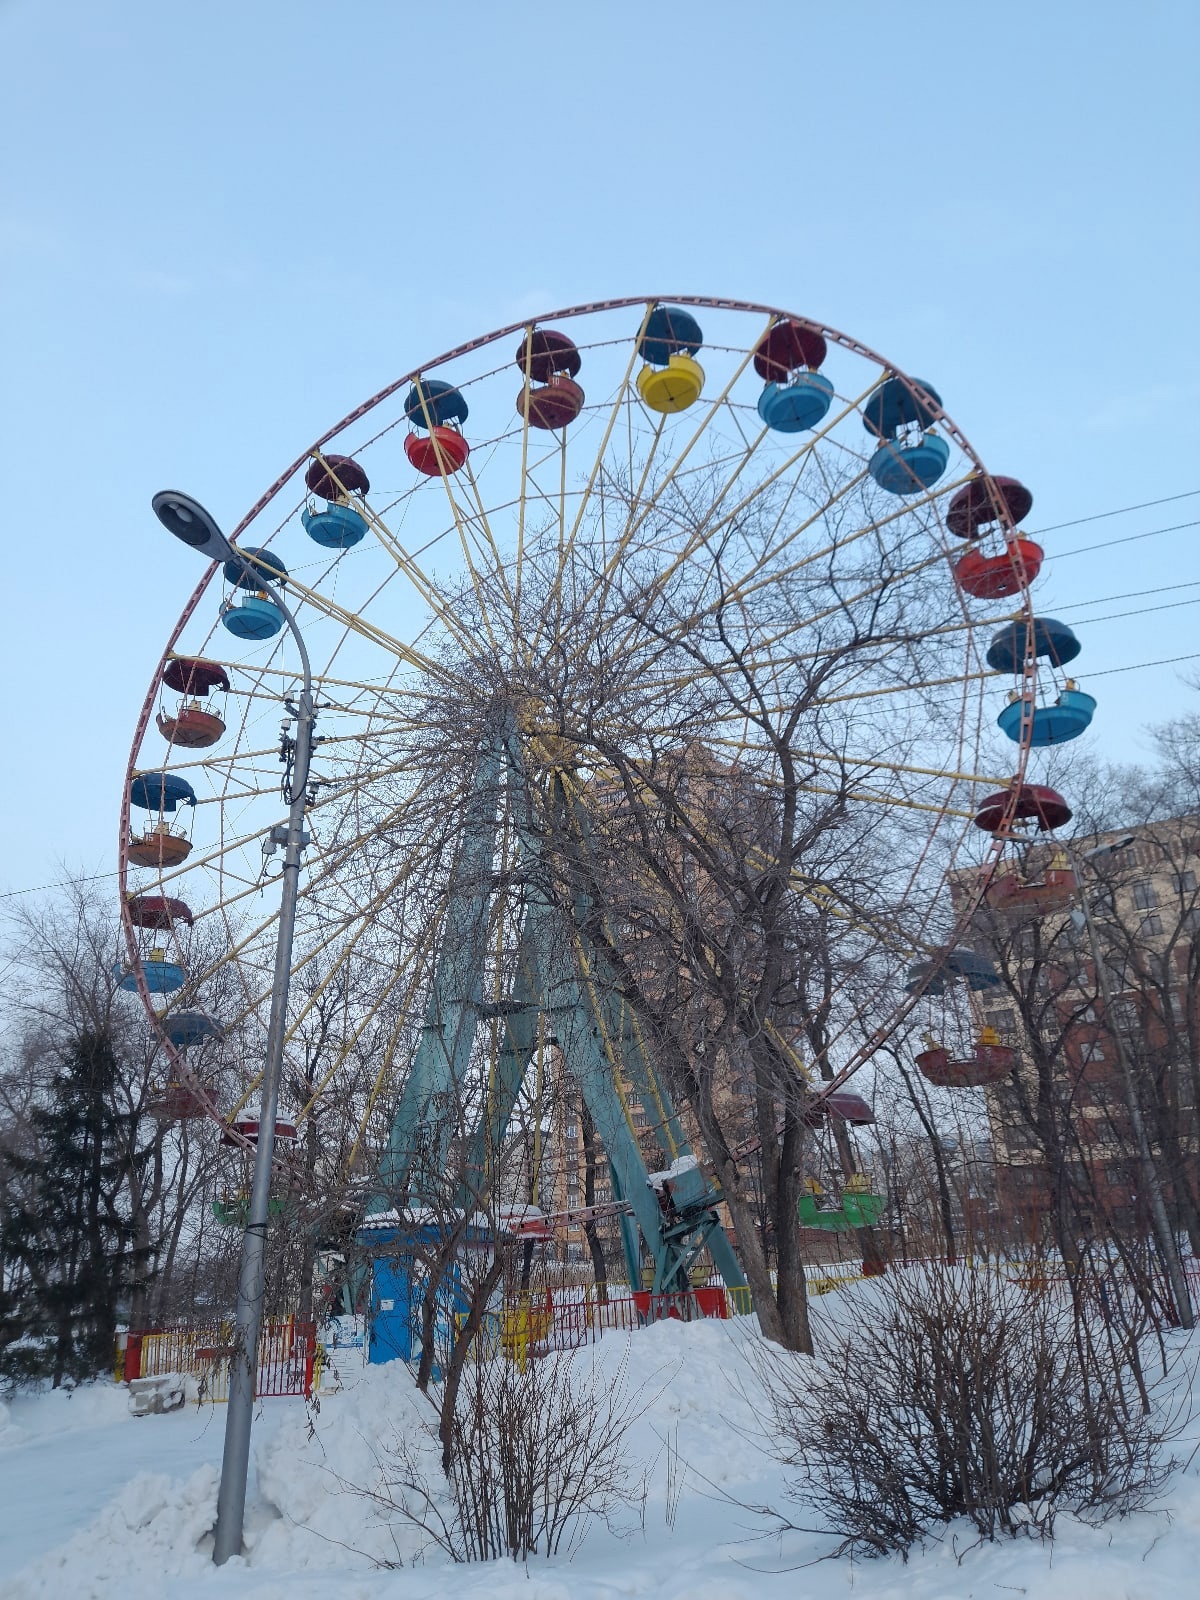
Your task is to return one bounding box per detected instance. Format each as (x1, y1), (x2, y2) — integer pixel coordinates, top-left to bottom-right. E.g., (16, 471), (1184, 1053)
(380, 1345), (650, 1563)
(753, 1265), (1183, 1555)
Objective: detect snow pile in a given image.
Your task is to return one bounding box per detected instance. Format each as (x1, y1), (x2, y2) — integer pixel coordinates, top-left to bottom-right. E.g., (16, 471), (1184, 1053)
(5, 1465), (219, 1596)
(2, 1299), (1200, 1598)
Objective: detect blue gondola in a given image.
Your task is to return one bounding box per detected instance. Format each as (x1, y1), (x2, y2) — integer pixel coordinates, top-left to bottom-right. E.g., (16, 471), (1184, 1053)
(906, 947), (1000, 995)
(129, 772), (196, 812)
(164, 1012), (223, 1049)
(757, 372), (835, 433)
(863, 376), (948, 495)
(986, 617), (1081, 674)
(223, 547), (288, 590)
(302, 504), (367, 548)
(222, 594), (284, 639)
(404, 379), (469, 430)
(637, 305), (704, 367)
(863, 376), (942, 438)
(869, 434), (950, 494)
(116, 953), (186, 994)
(997, 686), (1097, 746)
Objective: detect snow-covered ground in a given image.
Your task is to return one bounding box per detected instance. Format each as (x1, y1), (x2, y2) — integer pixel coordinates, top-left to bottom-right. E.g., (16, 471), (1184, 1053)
(2, 1291), (1199, 1599)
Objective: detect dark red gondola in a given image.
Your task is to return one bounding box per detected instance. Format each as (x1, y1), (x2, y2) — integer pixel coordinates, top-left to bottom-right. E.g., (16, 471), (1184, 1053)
(127, 829), (193, 868)
(946, 475), (1033, 539)
(517, 376), (585, 429)
(985, 864), (1076, 915)
(126, 894), (194, 930)
(162, 657), (230, 697)
(514, 329), (583, 383)
(305, 453), (370, 501)
(156, 706), (226, 748)
(147, 1082), (207, 1121)
(974, 782), (1072, 834)
(753, 318), (827, 381)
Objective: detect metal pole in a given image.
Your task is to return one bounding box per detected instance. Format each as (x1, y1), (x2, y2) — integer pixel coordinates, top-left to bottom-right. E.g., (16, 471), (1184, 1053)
(213, 584), (315, 1563)
(1066, 847), (1194, 1329)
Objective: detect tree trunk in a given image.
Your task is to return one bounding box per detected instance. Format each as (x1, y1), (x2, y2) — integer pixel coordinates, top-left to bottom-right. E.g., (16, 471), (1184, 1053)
(579, 1103), (609, 1302)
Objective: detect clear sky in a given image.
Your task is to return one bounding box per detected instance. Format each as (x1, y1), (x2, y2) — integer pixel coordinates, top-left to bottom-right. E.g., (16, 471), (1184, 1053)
(1, 0), (1197, 905)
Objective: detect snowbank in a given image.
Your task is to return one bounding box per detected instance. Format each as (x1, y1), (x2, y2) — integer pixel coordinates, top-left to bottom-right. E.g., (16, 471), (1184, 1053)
(2, 1305), (1199, 1599)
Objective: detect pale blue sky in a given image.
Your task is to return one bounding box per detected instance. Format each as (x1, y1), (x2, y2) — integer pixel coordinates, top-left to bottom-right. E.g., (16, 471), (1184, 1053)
(1, 0), (1197, 902)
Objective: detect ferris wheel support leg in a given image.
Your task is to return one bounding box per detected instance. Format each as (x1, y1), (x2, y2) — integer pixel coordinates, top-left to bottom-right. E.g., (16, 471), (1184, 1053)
(214, 588), (315, 1566)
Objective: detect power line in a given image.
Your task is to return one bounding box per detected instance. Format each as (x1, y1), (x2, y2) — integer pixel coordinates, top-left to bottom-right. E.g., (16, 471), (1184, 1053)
(1083, 651), (1200, 681)
(1029, 489), (1200, 537)
(1057, 577), (1200, 611)
(1059, 596), (1200, 628)
(1044, 517), (1200, 563)
(0, 868), (121, 903)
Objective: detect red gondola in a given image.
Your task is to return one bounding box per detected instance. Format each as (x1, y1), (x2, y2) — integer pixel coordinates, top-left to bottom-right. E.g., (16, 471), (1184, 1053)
(127, 828), (193, 868)
(916, 1029), (1015, 1088)
(404, 426), (470, 477)
(954, 539), (1043, 598)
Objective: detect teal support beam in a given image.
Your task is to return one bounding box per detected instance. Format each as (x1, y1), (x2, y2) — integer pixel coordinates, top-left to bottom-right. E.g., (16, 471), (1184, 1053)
(371, 733), (507, 1210)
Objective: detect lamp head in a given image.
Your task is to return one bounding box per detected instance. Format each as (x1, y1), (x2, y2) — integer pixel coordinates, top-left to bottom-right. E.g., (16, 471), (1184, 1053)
(152, 491), (235, 564)
(1084, 834), (1136, 863)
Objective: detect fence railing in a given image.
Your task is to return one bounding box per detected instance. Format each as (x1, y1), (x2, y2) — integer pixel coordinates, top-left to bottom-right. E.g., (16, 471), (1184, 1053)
(117, 1317), (316, 1400)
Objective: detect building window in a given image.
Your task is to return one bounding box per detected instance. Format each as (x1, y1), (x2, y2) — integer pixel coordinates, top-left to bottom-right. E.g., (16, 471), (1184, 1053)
(1173, 870), (1197, 896)
(1133, 881), (1158, 911)
(1140, 913), (1164, 937)
(1082, 1040), (1106, 1064)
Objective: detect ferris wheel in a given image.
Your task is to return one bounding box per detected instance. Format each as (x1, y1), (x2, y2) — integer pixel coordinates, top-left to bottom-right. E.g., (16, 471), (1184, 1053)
(117, 297), (1089, 1258)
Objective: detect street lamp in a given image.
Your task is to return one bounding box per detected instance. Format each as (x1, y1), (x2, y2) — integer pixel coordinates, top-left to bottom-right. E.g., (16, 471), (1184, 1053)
(152, 492), (318, 1560)
(1063, 835), (1194, 1329)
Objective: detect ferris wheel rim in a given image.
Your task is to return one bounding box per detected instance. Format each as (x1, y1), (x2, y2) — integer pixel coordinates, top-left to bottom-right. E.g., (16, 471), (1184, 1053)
(118, 294), (1044, 1141)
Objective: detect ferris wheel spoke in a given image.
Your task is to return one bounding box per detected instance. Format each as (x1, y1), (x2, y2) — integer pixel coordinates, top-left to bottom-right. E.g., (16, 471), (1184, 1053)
(280, 570), (467, 688)
(561, 320), (775, 660)
(224, 863), (450, 1121)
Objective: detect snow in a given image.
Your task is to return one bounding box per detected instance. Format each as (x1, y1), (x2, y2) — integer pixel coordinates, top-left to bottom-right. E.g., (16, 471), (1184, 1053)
(2, 1291), (1199, 1599)
(646, 1154), (699, 1188)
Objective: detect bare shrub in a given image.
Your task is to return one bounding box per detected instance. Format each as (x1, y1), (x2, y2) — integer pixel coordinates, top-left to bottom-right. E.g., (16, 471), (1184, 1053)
(752, 1266), (1186, 1556)
(380, 1345), (651, 1562)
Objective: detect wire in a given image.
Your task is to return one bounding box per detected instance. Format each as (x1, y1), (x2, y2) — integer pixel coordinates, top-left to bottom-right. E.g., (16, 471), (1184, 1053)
(0, 868), (122, 902)
(1055, 578), (1200, 611)
(1029, 489), (1200, 537)
(1084, 651), (1200, 681)
(1059, 596), (1200, 628)
(1045, 517), (1200, 563)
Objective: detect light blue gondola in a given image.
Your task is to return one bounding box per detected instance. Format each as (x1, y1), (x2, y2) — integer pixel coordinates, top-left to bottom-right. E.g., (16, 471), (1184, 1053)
(222, 594), (284, 640)
(757, 371), (834, 433)
(868, 433), (950, 494)
(302, 503), (367, 549)
(998, 686), (1096, 746)
(116, 955), (186, 994)
(862, 375), (949, 495)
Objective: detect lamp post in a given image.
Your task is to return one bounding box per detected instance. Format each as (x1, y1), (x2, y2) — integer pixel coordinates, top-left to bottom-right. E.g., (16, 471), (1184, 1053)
(1065, 836), (1194, 1329)
(152, 492), (318, 1559)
